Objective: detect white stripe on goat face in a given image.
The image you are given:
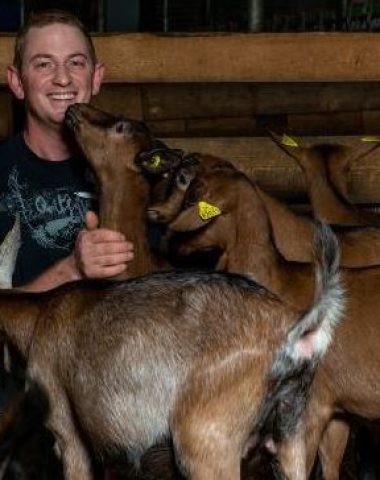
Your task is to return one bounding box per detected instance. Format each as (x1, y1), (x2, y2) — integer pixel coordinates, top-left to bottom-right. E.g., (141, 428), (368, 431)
(0, 215), (21, 289)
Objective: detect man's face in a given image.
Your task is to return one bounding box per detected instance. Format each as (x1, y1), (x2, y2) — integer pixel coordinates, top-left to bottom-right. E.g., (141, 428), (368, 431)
(9, 23), (104, 128)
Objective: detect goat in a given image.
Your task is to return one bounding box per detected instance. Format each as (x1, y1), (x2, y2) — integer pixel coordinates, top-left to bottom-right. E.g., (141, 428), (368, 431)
(152, 161), (380, 480)
(64, 103), (177, 279)
(267, 132), (380, 480)
(0, 226), (343, 480)
(146, 151), (380, 270)
(268, 131), (380, 227)
(0, 105), (169, 480)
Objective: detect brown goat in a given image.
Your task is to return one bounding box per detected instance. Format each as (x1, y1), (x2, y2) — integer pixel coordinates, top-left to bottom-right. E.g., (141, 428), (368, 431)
(65, 103), (175, 279)
(0, 105), (166, 479)
(268, 131), (380, 227)
(267, 132), (380, 479)
(147, 152), (380, 270)
(154, 162), (380, 480)
(0, 230), (343, 480)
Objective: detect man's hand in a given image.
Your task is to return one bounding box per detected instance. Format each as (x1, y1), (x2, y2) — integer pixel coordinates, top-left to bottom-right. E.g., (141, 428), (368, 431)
(74, 211), (134, 279)
(16, 212), (134, 292)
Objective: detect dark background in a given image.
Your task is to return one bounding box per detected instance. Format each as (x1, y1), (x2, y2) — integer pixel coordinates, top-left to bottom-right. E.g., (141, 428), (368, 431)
(1, 0), (379, 33)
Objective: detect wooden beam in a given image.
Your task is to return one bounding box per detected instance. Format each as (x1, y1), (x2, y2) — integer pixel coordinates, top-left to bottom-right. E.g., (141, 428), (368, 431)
(2, 33), (380, 84)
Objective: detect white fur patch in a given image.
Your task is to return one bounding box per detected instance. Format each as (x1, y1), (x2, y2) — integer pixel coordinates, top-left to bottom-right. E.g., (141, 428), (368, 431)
(0, 215), (21, 288)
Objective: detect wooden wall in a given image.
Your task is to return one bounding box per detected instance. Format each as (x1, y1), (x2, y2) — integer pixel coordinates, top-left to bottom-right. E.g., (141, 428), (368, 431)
(2, 33), (380, 203)
(91, 82), (380, 138)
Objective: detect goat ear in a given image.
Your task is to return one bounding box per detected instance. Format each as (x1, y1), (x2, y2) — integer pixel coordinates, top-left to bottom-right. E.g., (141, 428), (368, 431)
(136, 148), (183, 174)
(267, 130), (305, 161)
(256, 189), (314, 263)
(169, 201), (221, 232)
(176, 166), (198, 191)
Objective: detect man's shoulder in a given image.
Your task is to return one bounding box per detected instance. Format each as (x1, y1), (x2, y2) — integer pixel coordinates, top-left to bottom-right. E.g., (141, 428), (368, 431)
(0, 132), (22, 150)
(0, 133), (23, 167)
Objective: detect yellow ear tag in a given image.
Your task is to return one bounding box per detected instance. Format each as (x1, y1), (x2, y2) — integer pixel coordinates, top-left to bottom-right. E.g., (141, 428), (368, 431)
(361, 136), (380, 143)
(198, 201), (222, 220)
(150, 154), (162, 168)
(281, 134), (299, 148)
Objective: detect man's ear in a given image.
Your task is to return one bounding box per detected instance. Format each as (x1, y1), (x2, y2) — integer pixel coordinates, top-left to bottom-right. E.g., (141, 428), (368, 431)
(92, 62), (105, 96)
(7, 66), (25, 100)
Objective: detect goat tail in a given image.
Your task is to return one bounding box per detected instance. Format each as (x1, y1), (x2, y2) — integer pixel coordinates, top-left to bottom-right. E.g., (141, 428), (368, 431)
(308, 220), (346, 357)
(276, 221), (346, 371)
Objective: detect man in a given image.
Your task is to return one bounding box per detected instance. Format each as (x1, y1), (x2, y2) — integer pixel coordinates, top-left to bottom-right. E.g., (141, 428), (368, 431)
(1, 9), (134, 290)
(0, 11), (137, 479)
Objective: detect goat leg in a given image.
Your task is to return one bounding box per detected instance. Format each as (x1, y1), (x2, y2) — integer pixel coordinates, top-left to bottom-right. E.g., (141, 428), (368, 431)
(275, 425), (307, 480)
(28, 366), (93, 480)
(318, 418), (350, 480)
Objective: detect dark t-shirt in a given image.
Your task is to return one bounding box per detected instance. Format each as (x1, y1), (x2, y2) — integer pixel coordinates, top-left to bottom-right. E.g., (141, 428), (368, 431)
(0, 133), (97, 286)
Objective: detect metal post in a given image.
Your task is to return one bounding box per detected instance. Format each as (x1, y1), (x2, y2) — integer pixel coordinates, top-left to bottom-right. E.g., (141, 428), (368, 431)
(247, 0), (264, 32)
(20, 0), (25, 26)
(98, 0), (105, 32)
(163, 0), (169, 32)
(205, 0), (212, 29)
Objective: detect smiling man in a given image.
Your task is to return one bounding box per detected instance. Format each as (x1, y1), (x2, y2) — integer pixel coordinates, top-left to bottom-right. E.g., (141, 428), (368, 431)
(0, 12), (133, 480)
(1, 10), (134, 289)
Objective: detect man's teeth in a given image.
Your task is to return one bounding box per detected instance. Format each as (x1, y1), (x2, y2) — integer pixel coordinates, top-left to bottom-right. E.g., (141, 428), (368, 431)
(50, 93), (76, 100)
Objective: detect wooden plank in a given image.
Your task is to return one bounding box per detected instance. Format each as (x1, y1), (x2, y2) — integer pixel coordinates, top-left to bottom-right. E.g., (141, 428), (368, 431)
(0, 35), (13, 85)
(91, 84), (143, 119)
(143, 83), (380, 120)
(93, 33), (380, 83)
(363, 111), (380, 132)
(287, 112), (363, 135)
(162, 136), (380, 204)
(3, 33), (380, 83)
(147, 116), (258, 137)
(255, 83), (380, 115)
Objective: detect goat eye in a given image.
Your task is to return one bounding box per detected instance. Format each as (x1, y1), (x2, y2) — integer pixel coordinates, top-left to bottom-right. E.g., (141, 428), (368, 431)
(114, 121), (126, 134)
(184, 183), (200, 207)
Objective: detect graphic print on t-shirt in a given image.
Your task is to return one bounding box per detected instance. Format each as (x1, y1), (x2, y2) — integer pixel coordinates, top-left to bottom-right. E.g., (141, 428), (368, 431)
(2, 166), (93, 251)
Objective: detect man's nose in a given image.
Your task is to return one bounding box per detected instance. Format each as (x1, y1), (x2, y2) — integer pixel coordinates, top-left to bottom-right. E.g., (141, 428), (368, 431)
(52, 64), (71, 86)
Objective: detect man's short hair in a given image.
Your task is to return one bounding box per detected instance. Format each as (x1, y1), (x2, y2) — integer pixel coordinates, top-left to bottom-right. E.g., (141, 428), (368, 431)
(13, 10), (97, 71)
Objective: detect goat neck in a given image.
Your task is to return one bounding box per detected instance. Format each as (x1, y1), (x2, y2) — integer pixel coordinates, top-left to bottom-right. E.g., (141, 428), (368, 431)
(294, 144), (380, 227)
(100, 173), (155, 279)
(268, 132), (380, 227)
(292, 146), (365, 227)
(304, 153), (380, 227)
(227, 181), (315, 310)
(65, 103), (158, 279)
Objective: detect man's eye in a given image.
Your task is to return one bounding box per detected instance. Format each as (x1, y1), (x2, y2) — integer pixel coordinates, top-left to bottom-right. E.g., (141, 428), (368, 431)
(35, 61), (53, 70)
(68, 58), (86, 69)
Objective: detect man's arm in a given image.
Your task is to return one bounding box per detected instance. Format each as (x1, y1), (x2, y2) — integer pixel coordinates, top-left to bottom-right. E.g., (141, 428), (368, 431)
(17, 212), (134, 292)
